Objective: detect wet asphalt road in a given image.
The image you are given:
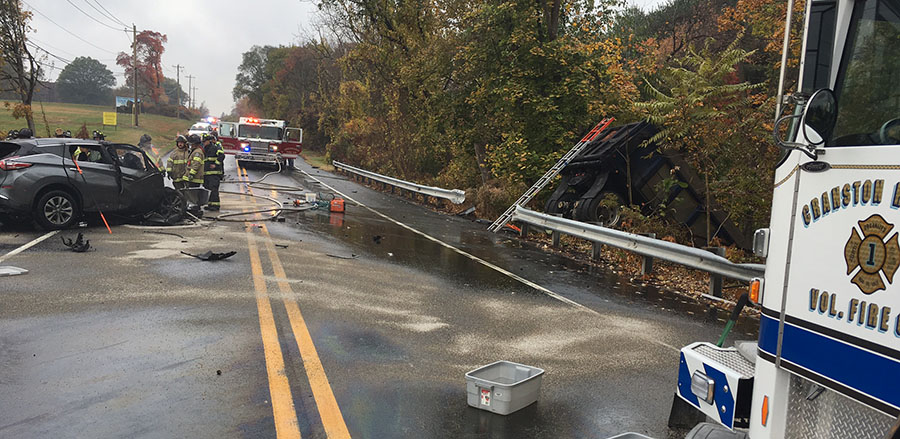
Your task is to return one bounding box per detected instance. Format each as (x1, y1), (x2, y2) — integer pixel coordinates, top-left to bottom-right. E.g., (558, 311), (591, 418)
(0, 156), (756, 438)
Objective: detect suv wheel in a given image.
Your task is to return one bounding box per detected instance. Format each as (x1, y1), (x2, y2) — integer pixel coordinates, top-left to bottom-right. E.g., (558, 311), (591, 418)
(35, 190), (79, 229)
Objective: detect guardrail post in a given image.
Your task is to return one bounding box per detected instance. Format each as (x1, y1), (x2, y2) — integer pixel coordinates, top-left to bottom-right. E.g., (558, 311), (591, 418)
(591, 242), (602, 261)
(706, 246), (726, 320)
(640, 233), (656, 275)
(520, 223), (529, 238)
(550, 214), (562, 247)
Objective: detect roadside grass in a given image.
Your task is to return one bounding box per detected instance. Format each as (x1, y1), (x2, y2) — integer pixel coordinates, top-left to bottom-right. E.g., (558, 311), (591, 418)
(300, 149), (334, 171)
(0, 101), (193, 152)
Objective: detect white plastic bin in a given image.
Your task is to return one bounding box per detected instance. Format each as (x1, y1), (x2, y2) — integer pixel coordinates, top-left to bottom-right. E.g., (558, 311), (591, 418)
(465, 360), (544, 415)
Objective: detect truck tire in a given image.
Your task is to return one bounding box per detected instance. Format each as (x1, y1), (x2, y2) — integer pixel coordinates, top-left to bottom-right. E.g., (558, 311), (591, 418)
(576, 191), (623, 227)
(546, 193), (579, 218)
(34, 189), (79, 230)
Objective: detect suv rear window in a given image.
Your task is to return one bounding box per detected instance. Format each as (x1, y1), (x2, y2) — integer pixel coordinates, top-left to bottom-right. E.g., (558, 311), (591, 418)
(0, 142), (21, 159)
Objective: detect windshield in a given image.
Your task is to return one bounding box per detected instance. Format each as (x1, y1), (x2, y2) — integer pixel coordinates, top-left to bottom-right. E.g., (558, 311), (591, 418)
(831, 0), (900, 146)
(239, 124), (283, 140)
(190, 124), (208, 131)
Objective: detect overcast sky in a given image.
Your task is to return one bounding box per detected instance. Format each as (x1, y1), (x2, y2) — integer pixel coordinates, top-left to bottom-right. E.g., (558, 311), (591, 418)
(25, 0), (664, 118)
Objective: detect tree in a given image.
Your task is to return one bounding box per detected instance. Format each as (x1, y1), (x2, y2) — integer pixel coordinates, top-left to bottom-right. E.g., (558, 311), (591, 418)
(116, 30), (168, 105)
(233, 45), (274, 109)
(636, 37), (773, 244)
(0, 0), (41, 132)
(162, 77), (186, 106)
(56, 57), (115, 105)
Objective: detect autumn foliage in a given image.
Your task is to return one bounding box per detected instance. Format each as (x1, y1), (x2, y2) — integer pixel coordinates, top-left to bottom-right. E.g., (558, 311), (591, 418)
(233, 0), (802, 239)
(117, 30), (168, 105)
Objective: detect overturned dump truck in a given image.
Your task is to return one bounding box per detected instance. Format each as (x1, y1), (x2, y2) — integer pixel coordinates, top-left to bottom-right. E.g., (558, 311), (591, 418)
(543, 120), (749, 249)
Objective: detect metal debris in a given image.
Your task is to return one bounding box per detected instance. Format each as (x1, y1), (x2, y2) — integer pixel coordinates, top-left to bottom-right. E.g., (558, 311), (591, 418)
(180, 251), (237, 261)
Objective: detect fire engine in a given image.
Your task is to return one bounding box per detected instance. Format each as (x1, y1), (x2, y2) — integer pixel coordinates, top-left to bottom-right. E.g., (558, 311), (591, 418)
(218, 117), (302, 168)
(607, 0), (900, 437)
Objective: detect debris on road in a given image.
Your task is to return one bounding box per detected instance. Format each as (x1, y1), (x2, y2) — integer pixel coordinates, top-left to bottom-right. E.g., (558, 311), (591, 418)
(275, 244), (289, 249)
(372, 235), (383, 244)
(143, 231), (186, 240)
(326, 253), (358, 260)
(457, 206), (476, 217)
(0, 266), (28, 277)
(180, 251), (237, 261)
(61, 233), (92, 252)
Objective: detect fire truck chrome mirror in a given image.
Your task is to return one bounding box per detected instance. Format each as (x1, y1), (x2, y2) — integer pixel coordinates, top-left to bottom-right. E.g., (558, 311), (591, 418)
(691, 371), (715, 404)
(802, 89), (837, 146)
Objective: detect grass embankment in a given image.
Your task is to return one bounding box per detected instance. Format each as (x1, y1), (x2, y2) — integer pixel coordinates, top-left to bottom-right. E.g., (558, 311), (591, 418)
(0, 101), (193, 151)
(300, 149), (334, 172)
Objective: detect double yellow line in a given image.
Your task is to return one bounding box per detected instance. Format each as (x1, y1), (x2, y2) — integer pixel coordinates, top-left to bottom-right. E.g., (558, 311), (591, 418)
(238, 165), (350, 439)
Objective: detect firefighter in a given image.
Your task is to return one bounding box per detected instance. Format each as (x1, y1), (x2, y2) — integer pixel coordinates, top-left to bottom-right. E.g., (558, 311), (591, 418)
(202, 133), (224, 211)
(166, 135), (191, 189)
(92, 130), (105, 141)
(185, 134), (205, 188)
(54, 128), (64, 137)
(73, 145), (101, 162)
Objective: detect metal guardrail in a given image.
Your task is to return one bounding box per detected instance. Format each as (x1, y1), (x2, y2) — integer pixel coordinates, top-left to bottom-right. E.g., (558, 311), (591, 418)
(332, 161), (466, 204)
(511, 206), (765, 282)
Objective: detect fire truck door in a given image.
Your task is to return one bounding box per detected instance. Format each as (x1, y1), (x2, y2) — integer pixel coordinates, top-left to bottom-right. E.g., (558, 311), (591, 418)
(219, 122), (239, 154)
(283, 127), (302, 156)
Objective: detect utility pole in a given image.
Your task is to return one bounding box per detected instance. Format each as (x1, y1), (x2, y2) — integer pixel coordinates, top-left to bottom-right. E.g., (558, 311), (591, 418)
(186, 74), (195, 109)
(173, 64), (182, 120)
(132, 24), (139, 127)
(192, 86), (197, 111)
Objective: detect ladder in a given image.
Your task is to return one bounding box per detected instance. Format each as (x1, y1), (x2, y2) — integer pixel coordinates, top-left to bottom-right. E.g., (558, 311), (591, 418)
(488, 117), (615, 232)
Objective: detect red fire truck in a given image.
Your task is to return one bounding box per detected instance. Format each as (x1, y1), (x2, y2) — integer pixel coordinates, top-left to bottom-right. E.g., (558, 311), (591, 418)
(218, 117), (302, 168)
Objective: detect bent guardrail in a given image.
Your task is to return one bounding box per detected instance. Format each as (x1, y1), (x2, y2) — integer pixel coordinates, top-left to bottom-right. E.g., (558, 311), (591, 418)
(511, 206), (765, 282)
(333, 161), (466, 204)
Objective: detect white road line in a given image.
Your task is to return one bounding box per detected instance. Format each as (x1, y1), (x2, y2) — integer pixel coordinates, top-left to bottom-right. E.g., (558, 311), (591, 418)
(302, 169), (680, 353)
(0, 230), (60, 264)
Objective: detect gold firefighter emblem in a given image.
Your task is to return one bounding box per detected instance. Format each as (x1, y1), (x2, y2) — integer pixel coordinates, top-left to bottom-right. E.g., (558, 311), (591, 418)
(845, 214), (900, 294)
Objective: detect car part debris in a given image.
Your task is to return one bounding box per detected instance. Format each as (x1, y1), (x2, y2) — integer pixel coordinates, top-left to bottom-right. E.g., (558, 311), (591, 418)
(180, 251), (237, 261)
(326, 253), (358, 259)
(457, 207), (476, 216)
(275, 244), (288, 249)
(61, 233), (92, 252)
(0, 266), (28, 277)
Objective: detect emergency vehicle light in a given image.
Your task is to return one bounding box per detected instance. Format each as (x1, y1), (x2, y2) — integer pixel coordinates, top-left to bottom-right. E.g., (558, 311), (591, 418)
(749, 278), (763, 304)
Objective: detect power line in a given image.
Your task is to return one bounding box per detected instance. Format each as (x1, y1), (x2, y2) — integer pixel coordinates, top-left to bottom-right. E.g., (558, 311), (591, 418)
(29, 36), (77, 58)
(65, 0), (125, 31)
(83, 0), (124, 26)
(27, 42), (72, 65)
(22, 1), (118, 55)
(90, 0), (127, 27)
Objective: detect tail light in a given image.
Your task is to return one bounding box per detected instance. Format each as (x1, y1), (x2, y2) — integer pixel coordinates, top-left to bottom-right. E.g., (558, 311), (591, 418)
(0, 157), (32, 170)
